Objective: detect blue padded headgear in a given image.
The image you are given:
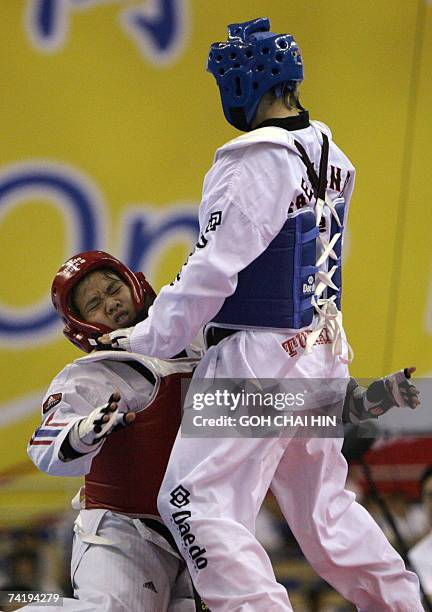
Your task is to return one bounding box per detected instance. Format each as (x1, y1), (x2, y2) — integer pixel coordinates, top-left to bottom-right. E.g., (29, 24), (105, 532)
(207, 17), (303, 132)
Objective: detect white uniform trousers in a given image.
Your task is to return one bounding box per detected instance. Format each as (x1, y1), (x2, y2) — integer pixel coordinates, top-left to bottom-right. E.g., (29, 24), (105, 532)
(158, 331), (423, 612)
(24, 510), (197, 612)
(159, 433), (423, 612)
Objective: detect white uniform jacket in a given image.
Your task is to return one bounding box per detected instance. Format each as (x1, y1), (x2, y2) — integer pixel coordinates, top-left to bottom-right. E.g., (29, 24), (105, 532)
(26, 350), (202, 612)
(129, 120), (356, 361)
(27, 350), (199, 485)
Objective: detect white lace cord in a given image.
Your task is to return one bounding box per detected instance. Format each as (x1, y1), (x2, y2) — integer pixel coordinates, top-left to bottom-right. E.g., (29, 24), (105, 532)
(305, 296), (337, 351)
(316, 234), (341, 268)
(315, 196), (325, 225)
(305, 196), (354, 363)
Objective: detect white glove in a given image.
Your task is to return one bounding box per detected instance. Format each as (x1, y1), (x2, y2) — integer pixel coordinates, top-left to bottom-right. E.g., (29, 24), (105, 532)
(98, 327), (133, 351)
(68, 392), (132, 454)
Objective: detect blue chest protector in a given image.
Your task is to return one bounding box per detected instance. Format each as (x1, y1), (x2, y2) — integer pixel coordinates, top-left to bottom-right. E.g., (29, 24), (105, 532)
(211, 132), (345, 330)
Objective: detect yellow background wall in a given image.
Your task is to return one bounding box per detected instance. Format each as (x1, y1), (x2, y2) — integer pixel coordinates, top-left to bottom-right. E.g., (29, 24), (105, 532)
(0, 0), (431, 524)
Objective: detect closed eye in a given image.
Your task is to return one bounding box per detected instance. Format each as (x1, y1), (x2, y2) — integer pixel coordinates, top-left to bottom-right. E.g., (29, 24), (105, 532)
(85, 298), (100, 313)
(107, 282), (122, 295)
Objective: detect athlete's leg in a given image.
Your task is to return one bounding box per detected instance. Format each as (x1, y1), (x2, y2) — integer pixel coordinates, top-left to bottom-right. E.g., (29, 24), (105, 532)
(271, 436), (423, 612)
(158, 433), (293, 612)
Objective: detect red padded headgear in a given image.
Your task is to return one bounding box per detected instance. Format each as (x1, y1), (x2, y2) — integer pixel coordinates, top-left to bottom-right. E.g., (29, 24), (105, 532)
(51, 251), (156, 353)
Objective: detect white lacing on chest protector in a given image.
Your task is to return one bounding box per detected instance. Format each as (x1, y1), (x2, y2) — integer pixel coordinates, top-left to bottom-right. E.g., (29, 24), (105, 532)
(305, 193), (354, 364)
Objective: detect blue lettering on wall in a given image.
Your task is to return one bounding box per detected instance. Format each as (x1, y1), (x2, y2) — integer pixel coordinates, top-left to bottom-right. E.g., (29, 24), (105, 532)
(0, 165), (101, 336)
(128, 0), (179, 53)
(0, 163), (199, 346)
(122, 0), (188, 63)
(35, 0), (57, 37)
(26, 0), (189, 63)
(26, 0), (69, 51)
(122, 208), (198, 276)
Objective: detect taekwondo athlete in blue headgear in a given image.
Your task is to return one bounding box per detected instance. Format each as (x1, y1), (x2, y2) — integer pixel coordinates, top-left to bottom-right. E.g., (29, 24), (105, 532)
(100, 18), (424, 612)
(207, 17), (303, 131)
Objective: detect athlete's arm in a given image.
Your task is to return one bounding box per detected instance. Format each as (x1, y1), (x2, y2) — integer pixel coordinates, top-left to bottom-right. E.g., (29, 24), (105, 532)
(101, 145), (297, 357)
(27, 366), (134, 476)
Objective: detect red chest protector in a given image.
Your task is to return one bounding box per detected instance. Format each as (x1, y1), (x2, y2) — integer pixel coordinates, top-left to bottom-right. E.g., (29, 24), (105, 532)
(84, 371), (189, 516)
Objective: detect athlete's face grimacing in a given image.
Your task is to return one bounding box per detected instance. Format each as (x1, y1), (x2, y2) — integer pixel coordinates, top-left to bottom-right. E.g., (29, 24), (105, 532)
(73, 269), (137, 330)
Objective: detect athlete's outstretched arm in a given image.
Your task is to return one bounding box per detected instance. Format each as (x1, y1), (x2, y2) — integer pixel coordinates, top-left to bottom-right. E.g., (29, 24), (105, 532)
(28, 366), (135, 477)
(100, 145), (299, 357)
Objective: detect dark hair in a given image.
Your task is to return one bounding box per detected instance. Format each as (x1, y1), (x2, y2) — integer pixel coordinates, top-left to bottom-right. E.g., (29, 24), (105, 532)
(420, 466), (432, 495)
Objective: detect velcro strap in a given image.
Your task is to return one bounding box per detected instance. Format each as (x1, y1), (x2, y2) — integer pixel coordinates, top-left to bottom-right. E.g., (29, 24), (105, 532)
(301, 226), (320, 243)
(300, 297), (314, 311)
(301, 265), (318, 277)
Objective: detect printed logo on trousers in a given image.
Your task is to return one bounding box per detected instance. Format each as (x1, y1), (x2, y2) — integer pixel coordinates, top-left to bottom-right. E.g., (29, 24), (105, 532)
(171, 510), (208, 570)
(170, 485), (191, 508)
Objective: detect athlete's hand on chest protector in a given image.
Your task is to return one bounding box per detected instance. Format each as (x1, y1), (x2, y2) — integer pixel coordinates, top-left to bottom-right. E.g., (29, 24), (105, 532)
(69, 392), (136, 453)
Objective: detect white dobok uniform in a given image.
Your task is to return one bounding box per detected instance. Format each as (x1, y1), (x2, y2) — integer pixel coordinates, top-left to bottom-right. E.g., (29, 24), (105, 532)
(409, 531), (432, 597)
(27, 350), (200, 612)
(126, 116), (423, 611)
